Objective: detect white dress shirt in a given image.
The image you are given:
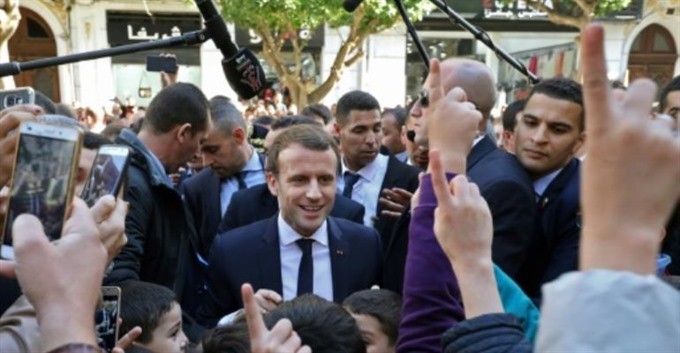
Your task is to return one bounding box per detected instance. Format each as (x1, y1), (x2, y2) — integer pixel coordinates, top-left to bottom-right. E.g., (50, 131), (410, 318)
(338, 153), (389, 227)
(278, 214), (334, 302)
(219, 148), (266, 215)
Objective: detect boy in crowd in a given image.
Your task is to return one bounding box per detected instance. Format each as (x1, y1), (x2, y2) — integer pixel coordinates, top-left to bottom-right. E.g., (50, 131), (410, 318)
(119, 281), (189, 353)
(343, 289), (402, 353)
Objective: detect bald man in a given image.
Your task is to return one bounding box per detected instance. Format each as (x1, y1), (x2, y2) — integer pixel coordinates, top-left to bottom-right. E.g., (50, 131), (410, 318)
(384, 59), (535, 293)
(395, 59), (537, 353)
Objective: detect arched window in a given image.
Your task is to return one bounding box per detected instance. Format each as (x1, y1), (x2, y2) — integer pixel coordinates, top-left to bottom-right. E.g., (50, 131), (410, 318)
(8, 8), (60, 102)
(628, 24), (678, 88)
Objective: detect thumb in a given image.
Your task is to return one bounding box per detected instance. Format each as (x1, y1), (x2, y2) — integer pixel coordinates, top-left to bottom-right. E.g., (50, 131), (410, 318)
(12, 214), (50, 259)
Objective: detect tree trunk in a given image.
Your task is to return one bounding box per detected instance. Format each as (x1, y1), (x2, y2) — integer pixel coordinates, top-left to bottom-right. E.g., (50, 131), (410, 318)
(0, 0), (20, 89)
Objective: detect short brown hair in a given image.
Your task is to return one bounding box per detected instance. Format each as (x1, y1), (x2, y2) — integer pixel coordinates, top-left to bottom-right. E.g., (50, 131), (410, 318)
(266, 125), (339, 176)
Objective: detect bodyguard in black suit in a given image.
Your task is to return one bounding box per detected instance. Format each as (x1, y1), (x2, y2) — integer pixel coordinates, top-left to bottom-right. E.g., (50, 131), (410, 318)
(512, 78), (586, 302)
(466, 135), (536, 277)
(182, 97), (266, 257)
(334, 90), (420, 248)
(220, 183), (365, 232)
(383, 58), (535, 293)
(518, 158), (580, 301)
(197, 125), (382, 328)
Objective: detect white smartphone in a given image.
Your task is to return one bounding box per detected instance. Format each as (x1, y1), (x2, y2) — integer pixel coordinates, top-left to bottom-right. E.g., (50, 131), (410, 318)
(1, 122), (82, 247)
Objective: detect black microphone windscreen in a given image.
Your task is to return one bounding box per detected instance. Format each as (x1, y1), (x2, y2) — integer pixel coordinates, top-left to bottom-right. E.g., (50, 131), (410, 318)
(343, 0), (363, 12)
(222, 47), (267, 100)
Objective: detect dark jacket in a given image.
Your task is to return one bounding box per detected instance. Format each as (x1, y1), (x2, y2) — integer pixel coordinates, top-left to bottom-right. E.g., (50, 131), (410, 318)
(517, 158), (581, 302)
(466, 136), (536, 278)
(182, 154), (266, 258)
(196, 215), (383, 328)
(106, 129), (197, 294)
(441, 314), (532, 353)
(383, 137), (535, 294)
(220, 183), (365, 232)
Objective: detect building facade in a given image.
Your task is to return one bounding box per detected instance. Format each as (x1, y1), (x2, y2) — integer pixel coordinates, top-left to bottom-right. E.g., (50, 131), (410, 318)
(8, 0), (679, 109)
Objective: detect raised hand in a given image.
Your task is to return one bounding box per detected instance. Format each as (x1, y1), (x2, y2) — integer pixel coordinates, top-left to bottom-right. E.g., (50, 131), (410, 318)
(13, 198), (106, 351)
(579, 24), (680, 274)
(429, 149), (502, 318)
(430, 150), (493, 265)
(242, 284), (312, 353)
(425, 59), (482, 175)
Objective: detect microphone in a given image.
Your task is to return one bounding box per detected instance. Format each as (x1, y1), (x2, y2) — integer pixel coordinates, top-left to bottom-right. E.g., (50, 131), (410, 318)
(343, 0), (363, 12)
(194, 0), (265, 99)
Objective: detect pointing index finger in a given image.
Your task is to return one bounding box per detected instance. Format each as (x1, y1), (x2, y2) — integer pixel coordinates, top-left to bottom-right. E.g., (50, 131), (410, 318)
(242, 283), (266, 339)
(428, 59), (444, 108)
(580, 23), (612, 137)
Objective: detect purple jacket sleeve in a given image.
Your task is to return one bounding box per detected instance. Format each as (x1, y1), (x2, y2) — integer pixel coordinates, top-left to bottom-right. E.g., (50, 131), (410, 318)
(397, 173), (466, 353)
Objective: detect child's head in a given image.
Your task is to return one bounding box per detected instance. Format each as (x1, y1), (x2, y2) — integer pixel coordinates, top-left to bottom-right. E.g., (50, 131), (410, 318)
(343, 289), (402, 353)
(265, 294), (366, 353)
(119, 281), (188, 353)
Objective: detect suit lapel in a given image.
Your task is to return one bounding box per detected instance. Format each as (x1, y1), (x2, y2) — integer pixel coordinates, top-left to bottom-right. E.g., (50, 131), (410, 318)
(204, 169), (222, 223)
(467, 136), (496, 171)
(328, 218), (350, 302)
(257, 216), (283, 294)
(539, 158), (580, 210)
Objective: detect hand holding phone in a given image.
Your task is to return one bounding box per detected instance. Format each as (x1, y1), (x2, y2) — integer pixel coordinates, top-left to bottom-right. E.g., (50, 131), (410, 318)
(1, 122), (82, 247)
(81, 145), (131, 208)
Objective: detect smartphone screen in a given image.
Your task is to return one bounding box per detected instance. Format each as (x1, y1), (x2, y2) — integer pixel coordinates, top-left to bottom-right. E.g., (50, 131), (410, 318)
(81, 145), (131, 207)
(95, 287), (121, 352)
(2, 123), (81, 244)
(146, 55), (178, 73)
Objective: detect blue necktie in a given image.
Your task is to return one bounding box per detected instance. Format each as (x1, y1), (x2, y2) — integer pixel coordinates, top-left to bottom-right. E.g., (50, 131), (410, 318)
(235, 171), (248, 190)
(342, 172), (360, 198)
(296, 238), (314, 296)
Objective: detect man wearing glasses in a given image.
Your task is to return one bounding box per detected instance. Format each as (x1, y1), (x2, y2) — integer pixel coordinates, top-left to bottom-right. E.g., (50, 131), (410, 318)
(383, 59), (536, 294)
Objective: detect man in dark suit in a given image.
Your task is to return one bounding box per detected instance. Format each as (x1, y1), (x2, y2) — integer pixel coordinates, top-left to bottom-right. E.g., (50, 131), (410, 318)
(182, 96), (266, 258)
(334, 90), (420, 248)
(383, 59), (535, 293)
(197, 125), (382, 328)
(220, 183), (364, 232)
(220, 115), (365, 232)
(513, 78), (586, 302)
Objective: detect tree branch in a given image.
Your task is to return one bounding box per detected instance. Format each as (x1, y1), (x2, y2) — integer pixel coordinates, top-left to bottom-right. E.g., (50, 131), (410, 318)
(284, 18), (303, 82)
(256, 19), (288, 77)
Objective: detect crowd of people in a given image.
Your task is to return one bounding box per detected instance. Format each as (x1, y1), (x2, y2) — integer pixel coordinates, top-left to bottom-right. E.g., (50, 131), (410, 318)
(0, 23), (678, 353)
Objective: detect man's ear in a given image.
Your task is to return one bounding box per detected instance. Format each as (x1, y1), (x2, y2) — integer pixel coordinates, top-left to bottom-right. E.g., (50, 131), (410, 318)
(573, 131), (586, 155)
(333, 121), (342, 138)
(266, 171), (278, 197)
(176, 123), (193, 143)
(233, 127), (246, 145)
